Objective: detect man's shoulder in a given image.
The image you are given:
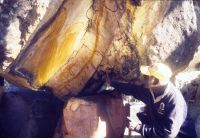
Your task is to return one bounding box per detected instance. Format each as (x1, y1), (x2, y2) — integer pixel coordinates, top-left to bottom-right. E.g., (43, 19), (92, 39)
(162, 82), (187, 110)
(165, 82), (182, 97)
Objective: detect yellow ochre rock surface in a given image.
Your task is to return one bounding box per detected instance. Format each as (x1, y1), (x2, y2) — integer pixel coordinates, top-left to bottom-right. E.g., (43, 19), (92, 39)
(3, 0), (170, 98)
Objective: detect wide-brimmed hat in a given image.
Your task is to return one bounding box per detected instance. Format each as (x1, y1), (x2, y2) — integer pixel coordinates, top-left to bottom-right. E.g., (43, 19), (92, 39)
(140, 63), (172, 84)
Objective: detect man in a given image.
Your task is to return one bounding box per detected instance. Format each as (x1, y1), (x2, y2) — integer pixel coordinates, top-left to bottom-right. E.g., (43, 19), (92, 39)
(108, 63), (197, 138)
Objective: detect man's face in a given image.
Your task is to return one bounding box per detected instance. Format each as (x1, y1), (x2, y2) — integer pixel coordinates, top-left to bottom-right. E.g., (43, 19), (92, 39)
(146, 76), (159, 88)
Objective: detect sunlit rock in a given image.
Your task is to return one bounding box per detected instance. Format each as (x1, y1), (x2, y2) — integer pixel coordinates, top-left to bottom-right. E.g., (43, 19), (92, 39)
(145, 0), (198, 71)
(53, 94), (128, 138)
(3, 0), (127, 98)
(2, 0), (200, 100)
(0, 0), (64, 69)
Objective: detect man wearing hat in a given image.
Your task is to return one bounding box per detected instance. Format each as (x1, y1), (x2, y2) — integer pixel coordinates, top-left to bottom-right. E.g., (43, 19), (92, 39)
(108, 63), (197, 138)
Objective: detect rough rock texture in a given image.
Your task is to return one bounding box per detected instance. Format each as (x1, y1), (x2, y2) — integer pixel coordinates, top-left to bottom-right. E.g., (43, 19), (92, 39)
(139, 1), (200, 136)
(2, 0), (146, 97)
(153, 1), (196, 63)
(4, 0), (200, 98)
(0, 0), (63, 69)
(53, 94), (128, 138)
(0, 90), (63, 138)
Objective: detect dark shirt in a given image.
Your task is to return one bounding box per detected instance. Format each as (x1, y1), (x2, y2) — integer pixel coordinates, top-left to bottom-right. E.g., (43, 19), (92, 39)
(111, 81), (197, 138)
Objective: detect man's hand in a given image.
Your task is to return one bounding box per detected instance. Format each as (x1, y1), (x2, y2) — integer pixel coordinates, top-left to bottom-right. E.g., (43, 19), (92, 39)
(129, 123), (143, 134)
(127, 117), (143, 133)
(127, 117), (138, 129)
(134, 124), (143, 133)
(96, 82), (115, 93)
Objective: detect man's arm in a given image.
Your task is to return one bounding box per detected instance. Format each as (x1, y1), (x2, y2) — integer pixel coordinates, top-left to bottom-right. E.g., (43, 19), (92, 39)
(110, 81), (149, 103)
(138, 113), (183, 138)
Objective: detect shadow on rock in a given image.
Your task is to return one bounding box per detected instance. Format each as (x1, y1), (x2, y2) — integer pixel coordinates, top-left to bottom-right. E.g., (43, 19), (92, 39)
(0, 89), (63, 138)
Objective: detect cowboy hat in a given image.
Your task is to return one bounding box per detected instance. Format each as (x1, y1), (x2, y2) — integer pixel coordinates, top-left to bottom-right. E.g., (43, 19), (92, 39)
(140, 63), (172, 85)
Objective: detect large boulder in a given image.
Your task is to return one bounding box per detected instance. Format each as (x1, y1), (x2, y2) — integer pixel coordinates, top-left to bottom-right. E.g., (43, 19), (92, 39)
(0, 0), (169, 98)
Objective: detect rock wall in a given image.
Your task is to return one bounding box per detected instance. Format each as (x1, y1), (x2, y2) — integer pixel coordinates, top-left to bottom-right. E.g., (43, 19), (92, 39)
(131, 1), (200, 136)
(0, 0), (63, 69)
(0, 90), (63, 138)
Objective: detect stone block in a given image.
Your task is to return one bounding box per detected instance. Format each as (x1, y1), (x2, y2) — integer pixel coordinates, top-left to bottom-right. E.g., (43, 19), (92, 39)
(54, 94), (128, 138)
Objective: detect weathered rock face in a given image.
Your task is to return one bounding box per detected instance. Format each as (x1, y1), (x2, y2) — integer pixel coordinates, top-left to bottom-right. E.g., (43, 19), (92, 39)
(136, 1), (200, 136)
(0, 0), (64, 69)
(2, 0), (139, 98)
(54, 94), (128, 138)
(148, 1), (199, 71)
(131, 5), (200, 132)
(2, 0), (199, 97)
